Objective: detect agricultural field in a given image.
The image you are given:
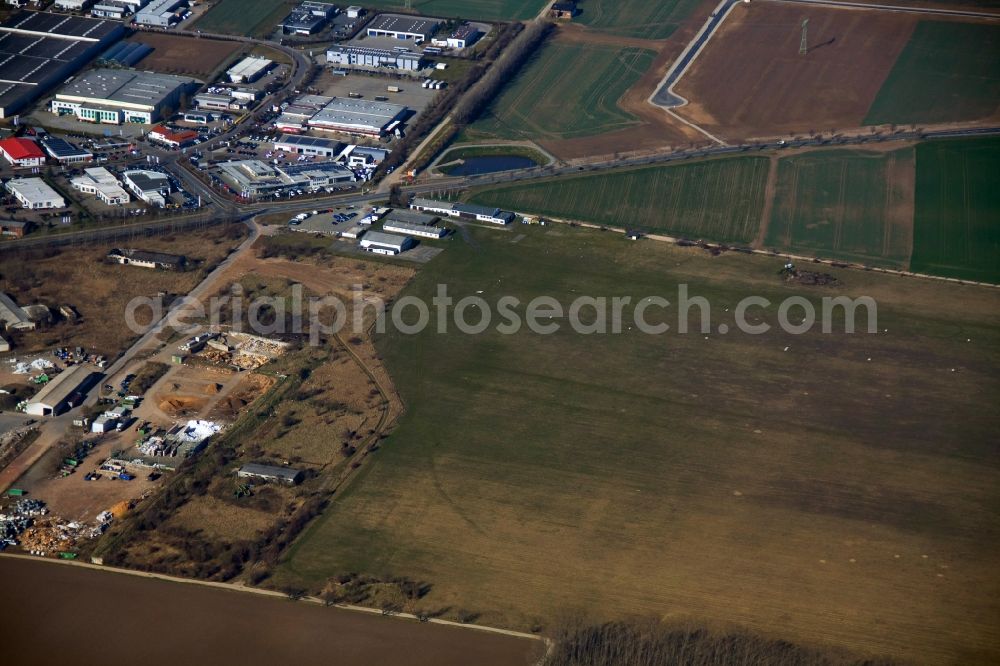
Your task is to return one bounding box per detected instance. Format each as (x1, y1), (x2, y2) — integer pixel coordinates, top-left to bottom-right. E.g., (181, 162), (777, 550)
(470, 156), (770, 243)
(673, 4), (918, 140)
(910, 137), (1000, 283)
(463, 40), (657, 142)
(274, 225), (1000, 665)
(362, 0), (549, 21)
(193, 0), (289, 37)
(127, 32), (243, 79)
(864, 21), (1000, 126)
(764, 148), (915, 269)
(575, 0), (705, 40)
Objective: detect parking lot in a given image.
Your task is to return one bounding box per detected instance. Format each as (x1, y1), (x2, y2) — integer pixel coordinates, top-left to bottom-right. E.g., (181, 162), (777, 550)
(314, 68), (440, 121)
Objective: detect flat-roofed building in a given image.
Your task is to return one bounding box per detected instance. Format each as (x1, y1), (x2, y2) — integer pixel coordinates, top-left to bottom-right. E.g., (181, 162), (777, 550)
(410, 197), (515, 225)
(71, 166), (129, 205)
(5, 177), (65, 209)
(347, 145), (388, 166)
(308, 96), (407, 137)
(50, 68), (198, 125)
(382, 219), (445, 239)
(326, 45), (423, 71)
(193, 93), (246, 112)
(447, 24), (482, 49)
(227, 56), (272, 84)
(134, 0), (185, 27)
(55, 0), (95, 10)
(216, 158), (354, 198)
(148, 125), (198, 148)
(122, 169), (170, 207)
(237, 463), (304, 484)
(91, 0), (144, 19)
(359, 230), (414, 255)
(273, 134), (342, 158)
(366, 13), (439, 42)
(107, 247), (186, 269)
(279, 1), (336, 35)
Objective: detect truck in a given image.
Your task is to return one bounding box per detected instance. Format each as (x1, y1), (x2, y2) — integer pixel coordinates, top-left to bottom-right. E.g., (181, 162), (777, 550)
(387, 85), (401, 93)
(348, 92), (362, 99)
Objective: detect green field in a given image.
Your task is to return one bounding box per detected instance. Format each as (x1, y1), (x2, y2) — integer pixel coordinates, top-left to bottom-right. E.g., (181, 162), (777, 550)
(865, 21), (1000, 126)
(765, 148), (915, 269)
(275, 225), (1000, 664)
(911, 137), (1000, 283)
(576, 0), (705, 40)
(469, 157), (769, 243)
(193, 0), (288, 37)
(362, 0), (548, 21)
(463, 41), (657, 142)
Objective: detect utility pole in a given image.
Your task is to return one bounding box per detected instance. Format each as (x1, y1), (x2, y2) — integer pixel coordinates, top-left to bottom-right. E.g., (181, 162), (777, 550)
(799, 19), (809, 55)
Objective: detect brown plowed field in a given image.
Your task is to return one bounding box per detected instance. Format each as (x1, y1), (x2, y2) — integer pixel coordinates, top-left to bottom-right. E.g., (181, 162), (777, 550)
(672, 4), (918, 141)
(127, 32), (243, 80)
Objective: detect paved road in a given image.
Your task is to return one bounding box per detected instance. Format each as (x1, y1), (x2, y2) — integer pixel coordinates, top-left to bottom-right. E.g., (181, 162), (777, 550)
(770, 0), (1000, 19)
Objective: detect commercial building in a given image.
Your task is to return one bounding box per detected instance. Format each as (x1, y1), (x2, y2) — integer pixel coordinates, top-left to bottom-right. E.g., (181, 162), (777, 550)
(25, 365), (93, 416)
(51, 68), (197, 125)
(40, 135), (93, 163)
(326, 45), (423, 71)
(122, 169), (171, 206)
(227, 56), (272, 84)
(279, 1), (336, 35)
(0, 11), (126, 119)
(193, 93), (247, 112)
(236, 463), (304, 485)
(366, 14), (438, 42)
(71, 167), (130, 205)
(231, 87), (263, 103)
(307, 96), (408, 137)
(134, 0), (185, 27)
(410, 198), (515, 225)
(91, 0), (145, 19)
(346, 145), (388, 166)
(447, 24), (482, 49)
(148, 125), (199, 148)
(360, 231), (414, 255)
(5, 178), (65, 209)
(0, 137), (45, 167)
(216, 159), (354, 197)
(273, 134), (343, 158)
(382, 219), (445, 239)
(383, 208), (436, 226)
(107, 247), (187, 269)
(55, 0), (95, 10)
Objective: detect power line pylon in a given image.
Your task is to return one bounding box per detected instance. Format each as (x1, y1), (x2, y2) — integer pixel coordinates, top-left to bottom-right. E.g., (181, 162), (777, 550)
(799, 19), (809, 55)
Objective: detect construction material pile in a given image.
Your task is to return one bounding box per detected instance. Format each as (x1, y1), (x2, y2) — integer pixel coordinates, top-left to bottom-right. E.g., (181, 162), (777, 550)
(0, 499), (48, 550)
(10, 358), (55, 375)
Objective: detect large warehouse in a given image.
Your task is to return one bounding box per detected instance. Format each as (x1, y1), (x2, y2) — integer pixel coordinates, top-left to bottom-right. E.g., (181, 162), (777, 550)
(134, 0), (187, 27)
(366, 14), (439, 42)
(50, 68), (198, 124)
(309, 97), (408, 137)
(25, 365), (93, 417)
(273, 134), (344, 158)
(227, 56), (272, 84)
(0, 11), (126, 119)
(326, 45), (423, 71)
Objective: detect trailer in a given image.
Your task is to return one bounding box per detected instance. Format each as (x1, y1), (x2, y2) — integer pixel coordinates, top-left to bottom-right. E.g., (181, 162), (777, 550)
(387, 85), (401, 93)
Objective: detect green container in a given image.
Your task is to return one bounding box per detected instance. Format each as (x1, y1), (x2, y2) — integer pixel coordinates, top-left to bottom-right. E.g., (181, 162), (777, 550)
(6, 488), (25, 496)
(58, 552), (78, 560)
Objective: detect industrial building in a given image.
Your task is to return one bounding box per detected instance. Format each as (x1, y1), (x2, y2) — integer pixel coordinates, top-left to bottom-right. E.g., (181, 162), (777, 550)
(273, 134), (343, 158)
(279, 1), (336, 35)
(91, 0), (145, 20)
(40, 135), (93, 163)
(107, 247), (187, 269)
(54, 0), (96, 10)
(366, 14), (439, 42)
(236, 463), (304, 485)
(326, 45), (423, 71)
(122, 169), (171, 206)
(346, 145), (388, 166)
(5, 178), (66, 209)
(0, 11), (126, 119)
(216, 159), (354, 197)
(227, 56), (272, 84)
(383, 208), (436, 227)
(134, 0), (186, 27)
(447, 24), (482, 49)
(98, 41), (153, 67)
(360, 231), (414, 255)
(0, 137), (45, 167)
(25, 365), (93, 416)
(382, 219), (445, 239)
(308, 96), (408, 137)
(71, 167), (130, 205)
(410, 198), (515, 225)
(50, 68), (198, 124)
(193, 92), (248, 112)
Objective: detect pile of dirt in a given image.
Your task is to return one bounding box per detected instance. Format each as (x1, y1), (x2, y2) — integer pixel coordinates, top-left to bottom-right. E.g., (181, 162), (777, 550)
(204, 383), (223, 395)
(158, 395), (207, 417)
(786, 270), (840, 286)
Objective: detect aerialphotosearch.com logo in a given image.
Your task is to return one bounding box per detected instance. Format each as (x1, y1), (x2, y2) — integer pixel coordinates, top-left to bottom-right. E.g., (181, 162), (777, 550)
(124, 283), (878, 342)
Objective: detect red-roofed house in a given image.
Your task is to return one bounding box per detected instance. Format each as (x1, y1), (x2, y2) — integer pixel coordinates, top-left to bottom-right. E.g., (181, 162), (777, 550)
(0, 138), (46, 168)
(148, 126), (199, 149)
